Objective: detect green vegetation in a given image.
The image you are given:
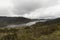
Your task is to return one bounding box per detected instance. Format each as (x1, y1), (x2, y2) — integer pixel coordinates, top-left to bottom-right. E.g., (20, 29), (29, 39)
(0, 18), (60, 40)
(0, 17), (31, 27)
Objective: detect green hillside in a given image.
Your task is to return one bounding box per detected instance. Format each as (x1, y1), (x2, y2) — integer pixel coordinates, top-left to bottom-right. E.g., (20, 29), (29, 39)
(0, 17), (31, 27)
(0, 18), (60, 40)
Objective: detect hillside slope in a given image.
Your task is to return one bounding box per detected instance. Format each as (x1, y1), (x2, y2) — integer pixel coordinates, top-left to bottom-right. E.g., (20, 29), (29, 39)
(0, 18), (60, 40)
(0, 16), (31, 27)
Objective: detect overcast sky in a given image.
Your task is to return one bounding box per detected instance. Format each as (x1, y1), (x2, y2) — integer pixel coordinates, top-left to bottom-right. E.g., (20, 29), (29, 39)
(0, 0), (60, 19)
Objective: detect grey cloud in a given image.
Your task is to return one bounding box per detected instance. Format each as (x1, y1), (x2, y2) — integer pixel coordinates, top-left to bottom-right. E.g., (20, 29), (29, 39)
(12, 0), (59, 19)
(13, 0), (40, 15)
(0, 0), (60, 19)
(0, 9), (9, 16)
